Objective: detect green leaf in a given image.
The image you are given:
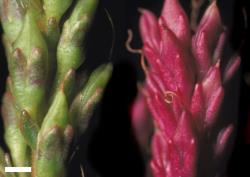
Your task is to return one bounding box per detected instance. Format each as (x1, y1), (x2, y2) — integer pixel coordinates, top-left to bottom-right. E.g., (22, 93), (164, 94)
(19, 110), (39, 150)
(34, 127), (65, 177)
(0, 0), (25, 43)
(14, 10), (48, 62)
(70, 64), (112, 134)
(39, 90), (69, 136)
(1, 92), (30, 175)
(43, 0), (73, 22)
(9, 10), (48, 122)
(56, 0), (99, 88)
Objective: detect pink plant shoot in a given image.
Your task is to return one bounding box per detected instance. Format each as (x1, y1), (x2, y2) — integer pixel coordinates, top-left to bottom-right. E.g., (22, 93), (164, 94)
(136, 0), (241, 177)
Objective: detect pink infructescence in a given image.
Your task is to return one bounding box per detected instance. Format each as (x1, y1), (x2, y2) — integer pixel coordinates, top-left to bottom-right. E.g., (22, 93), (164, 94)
(133, 0), (241, 177)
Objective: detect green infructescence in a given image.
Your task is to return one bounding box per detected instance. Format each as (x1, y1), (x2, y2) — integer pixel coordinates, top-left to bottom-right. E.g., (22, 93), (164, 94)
(0, 0), (112, 177)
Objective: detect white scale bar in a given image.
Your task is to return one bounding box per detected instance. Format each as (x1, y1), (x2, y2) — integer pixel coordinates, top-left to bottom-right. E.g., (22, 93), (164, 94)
(5, 167), (32, 173)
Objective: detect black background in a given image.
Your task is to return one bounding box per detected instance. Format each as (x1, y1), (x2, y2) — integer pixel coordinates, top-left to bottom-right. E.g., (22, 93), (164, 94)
(0, 0), (250, 177)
